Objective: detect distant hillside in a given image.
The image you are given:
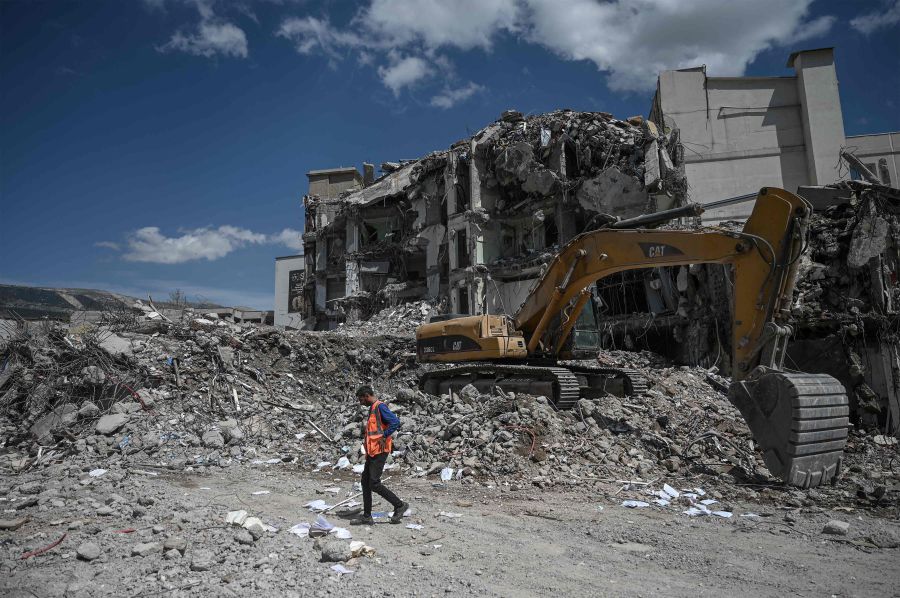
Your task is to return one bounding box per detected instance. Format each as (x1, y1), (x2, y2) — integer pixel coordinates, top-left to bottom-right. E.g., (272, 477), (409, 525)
(0, 284), (140, 320)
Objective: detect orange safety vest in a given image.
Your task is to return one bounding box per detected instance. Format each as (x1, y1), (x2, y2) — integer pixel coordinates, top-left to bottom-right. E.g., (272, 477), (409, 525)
(365, 400), (393, 457)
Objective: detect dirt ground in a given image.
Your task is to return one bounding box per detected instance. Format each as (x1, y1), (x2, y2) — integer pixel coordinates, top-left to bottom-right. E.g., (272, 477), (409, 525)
(2, 462), (898, 598)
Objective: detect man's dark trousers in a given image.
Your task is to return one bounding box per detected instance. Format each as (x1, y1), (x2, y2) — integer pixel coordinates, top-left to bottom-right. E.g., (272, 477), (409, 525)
(361, 453), (402, 515)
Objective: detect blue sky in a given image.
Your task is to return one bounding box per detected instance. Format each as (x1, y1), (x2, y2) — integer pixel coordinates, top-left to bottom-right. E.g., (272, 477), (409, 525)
(2, 0), (898, 309)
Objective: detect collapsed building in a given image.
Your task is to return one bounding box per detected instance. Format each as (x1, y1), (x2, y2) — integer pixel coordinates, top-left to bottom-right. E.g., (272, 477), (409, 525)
(302, 109), (687, 331)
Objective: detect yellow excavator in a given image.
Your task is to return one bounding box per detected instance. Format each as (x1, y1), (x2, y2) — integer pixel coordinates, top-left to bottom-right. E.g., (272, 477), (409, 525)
(416, 188), (849, 488)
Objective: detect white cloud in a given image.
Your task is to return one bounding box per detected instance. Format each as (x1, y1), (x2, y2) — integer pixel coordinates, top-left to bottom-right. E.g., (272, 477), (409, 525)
(361, 0), (520, 51)
(851, 0), (900, 34)
(520, 0), (834, 91)
(268, 228), (304, 251)
(276, 16), (364, 58)
(123, 226), (266, 264)
(113, 225), (302, 264)
(430, 82), (484, 109)
(159, 21), (249, 58)
(279, 0), (835, 94)
(378, 55), (431, 95)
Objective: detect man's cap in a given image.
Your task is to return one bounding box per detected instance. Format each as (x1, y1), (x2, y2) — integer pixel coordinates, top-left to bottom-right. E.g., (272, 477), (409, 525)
(355, 384), (375, 397)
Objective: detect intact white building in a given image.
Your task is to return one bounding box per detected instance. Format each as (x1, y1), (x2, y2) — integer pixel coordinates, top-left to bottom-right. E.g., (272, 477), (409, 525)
(649, 48), (893, 221)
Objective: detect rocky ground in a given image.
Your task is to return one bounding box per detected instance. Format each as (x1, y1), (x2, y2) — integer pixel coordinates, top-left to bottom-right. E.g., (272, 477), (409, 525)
(1, 314), (898, 596)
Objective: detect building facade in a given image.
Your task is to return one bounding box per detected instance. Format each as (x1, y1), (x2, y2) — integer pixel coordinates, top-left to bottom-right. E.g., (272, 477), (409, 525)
(274, 254), (305, 329)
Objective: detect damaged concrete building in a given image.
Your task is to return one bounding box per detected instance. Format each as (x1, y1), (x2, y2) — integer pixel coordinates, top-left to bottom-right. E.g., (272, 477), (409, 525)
(298, 48), (898, 435)
(301, 109), (687, 336)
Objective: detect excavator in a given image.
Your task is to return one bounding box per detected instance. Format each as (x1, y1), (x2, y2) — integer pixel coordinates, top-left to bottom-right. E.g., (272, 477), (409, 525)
(416, 188), (849, 488)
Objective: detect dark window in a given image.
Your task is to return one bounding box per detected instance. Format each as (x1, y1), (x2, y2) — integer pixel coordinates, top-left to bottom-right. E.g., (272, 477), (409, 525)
(456, 229), (470, 268)
(544, 214), (559, 247)
(458, 287), (470, 314)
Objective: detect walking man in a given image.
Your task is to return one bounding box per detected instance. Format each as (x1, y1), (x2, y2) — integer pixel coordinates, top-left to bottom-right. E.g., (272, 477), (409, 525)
(351, 385), (409, 525)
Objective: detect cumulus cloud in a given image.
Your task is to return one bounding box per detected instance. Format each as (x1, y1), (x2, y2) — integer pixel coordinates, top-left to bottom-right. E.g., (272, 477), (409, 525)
(268, 228), (304, 251)
(117, 225), (303, 264)
(851, 0), (900, 34)
(158, 21), (248, 58)
(378, 55), (431, 94)
(278, 0), (835, 94)
(430, 82), (484, 109)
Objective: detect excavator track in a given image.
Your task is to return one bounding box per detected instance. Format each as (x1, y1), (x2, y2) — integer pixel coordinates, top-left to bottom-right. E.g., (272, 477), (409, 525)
(729, 370), (849, 488)
(419, 362), (645, 409)
(560, 362), (649, 397)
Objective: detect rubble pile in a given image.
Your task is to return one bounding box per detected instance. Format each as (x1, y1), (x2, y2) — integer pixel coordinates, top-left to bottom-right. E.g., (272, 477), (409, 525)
(336, 300), (438, 338)
(792, 181), (900, 430)
(1, 318), (896, 510)
(478, 109), (674, 216)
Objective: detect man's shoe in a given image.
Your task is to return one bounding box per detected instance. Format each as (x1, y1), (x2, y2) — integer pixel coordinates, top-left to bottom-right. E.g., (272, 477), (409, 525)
(350, 515), (375, 526)
(390, 502), (409, 524)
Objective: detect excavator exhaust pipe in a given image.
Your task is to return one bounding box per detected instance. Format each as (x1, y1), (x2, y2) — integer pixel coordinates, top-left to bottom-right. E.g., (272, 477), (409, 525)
(729, 368), (849, 488)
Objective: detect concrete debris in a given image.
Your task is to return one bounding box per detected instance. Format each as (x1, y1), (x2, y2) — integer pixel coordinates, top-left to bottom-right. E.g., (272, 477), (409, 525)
(823, 520), (851, 536)
(76, 541), (101, 561)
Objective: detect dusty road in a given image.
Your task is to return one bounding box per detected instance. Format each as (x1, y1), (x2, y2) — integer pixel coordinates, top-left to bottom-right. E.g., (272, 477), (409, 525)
(3, 462), (898, 598)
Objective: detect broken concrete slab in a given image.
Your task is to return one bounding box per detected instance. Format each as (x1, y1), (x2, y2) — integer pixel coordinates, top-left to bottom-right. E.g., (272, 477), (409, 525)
(575, 167), (649, 217)
(95, 413), (128, 436)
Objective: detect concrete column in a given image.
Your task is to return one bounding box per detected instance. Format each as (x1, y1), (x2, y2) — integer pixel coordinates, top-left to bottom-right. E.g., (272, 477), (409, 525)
(344, 219), (360, 296)
(445, 153), (458, 215)
(790, 49), (846, 186)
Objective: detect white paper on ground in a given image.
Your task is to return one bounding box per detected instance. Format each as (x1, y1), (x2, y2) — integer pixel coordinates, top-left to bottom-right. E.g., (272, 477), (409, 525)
(331, 527), (352, 539)
(438, 511), (462, 518)
(440, 467), (454, 482)
(289, 523), (310, 537)
(699, 499), (718, 506)
(313, 514), (334, 531)
(652, 499), (670, 507)
(265, 458), (281, 464)
(662, 484), (680, 498)
(335, 456), (351, 470)
(305, 499), (332, 512)
(88, 469), (107, 477)
(621, 500), (650, 508)
(352, 464), (365, 474)
(252, 490), (270, 495)
(331, 564), (354, 575)
(406, 523), (424, 530)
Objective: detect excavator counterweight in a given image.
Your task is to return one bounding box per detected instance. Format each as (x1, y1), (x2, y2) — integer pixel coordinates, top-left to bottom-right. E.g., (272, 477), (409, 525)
(415, 188), (848, 487)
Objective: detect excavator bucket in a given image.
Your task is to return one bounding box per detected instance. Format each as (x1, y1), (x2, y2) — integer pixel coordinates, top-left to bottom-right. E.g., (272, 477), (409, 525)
(729, 369), (849, 488)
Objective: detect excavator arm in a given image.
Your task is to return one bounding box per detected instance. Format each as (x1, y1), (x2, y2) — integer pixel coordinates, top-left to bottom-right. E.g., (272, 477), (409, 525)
(515, 187), (805, 379)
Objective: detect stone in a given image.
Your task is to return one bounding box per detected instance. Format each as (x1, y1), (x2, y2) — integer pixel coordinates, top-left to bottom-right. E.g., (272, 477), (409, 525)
(202, 430), (225, 449)
(234, 528), (255, 545)
(575, 166), (648, 217)
(315, 537), (352, 563)
(76, 542), (101, 561)
(78, 402), (100, 419)
(163, 536), (187, 553)
(29, 404), (78, 441)
(164, 548), (181, 560)
(190, 550), (215, 571)
(81, 366), (106, 384)
(95, 414), (128, 436)
(822, 520), (850, 535)
(96, 506), (114, 516)
(395, 388), (418, 404)
(131, 542), (160, 557)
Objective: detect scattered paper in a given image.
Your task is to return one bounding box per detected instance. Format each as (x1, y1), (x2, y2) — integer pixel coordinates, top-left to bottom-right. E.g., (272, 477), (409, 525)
(323, 487), (341, 494)
(289, 523), (310, 538)
(226, 510), (249, 526)
(331, 564), (354, 575)
(332, 527), (352, 539)
(699, 499), (718, 506)
(88, 469), (107, 477)
(652, 499), (670, 507)
(335, 457), (351, 470)
(662, 484), (679, 498)
(265, 458), (281, 464)
(438, 511), (462, 518)
(252, 490), (270, 496)
(621, 500), (650, 508)
(352, 464), (365, 474)
(440, 467), (454, 482)
(305, 500), (332, 512)
(406, 523), (423, 530)
(294, 433), (307, 440)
